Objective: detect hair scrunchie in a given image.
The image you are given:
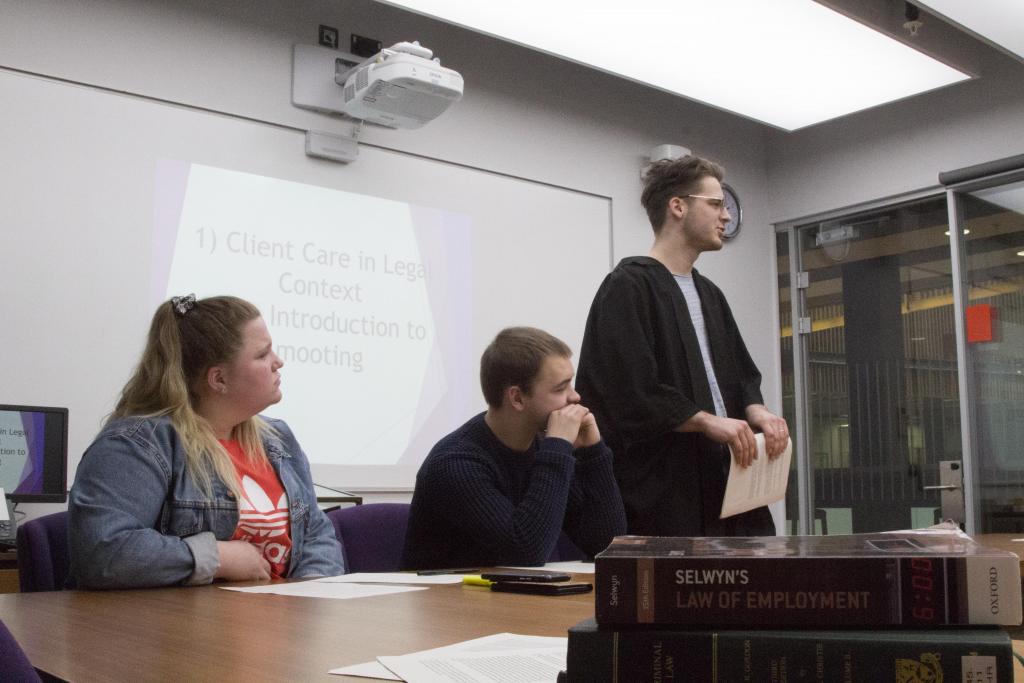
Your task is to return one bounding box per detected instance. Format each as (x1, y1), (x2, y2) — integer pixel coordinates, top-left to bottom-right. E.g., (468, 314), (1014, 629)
(170, 293), (196, 315)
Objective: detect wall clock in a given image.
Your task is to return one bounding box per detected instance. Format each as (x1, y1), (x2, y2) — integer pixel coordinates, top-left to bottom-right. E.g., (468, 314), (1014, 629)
(722, 182), (742, 240)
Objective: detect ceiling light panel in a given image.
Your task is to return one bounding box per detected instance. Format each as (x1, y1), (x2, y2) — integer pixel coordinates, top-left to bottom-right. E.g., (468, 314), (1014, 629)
(380, 0), (970, 130)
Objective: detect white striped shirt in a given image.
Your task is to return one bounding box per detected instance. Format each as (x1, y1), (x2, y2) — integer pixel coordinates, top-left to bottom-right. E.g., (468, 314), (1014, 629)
(674, 273), (727, 418)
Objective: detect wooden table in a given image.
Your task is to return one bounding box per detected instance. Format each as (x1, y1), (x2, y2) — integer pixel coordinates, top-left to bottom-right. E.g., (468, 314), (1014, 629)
(0, 577), (594, 682)
(4, 570), (1024, 682)
(977, 533), (1024, 575)
(0, 549), (18, 593)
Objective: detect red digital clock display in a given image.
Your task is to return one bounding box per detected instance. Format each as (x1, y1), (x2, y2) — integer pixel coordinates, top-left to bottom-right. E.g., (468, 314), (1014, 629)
(903, 557), (944, 624)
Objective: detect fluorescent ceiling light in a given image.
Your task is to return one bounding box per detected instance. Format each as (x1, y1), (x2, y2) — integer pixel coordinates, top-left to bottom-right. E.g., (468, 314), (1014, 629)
(380, 0), (970, 131)
(914, 0), (1024, 63)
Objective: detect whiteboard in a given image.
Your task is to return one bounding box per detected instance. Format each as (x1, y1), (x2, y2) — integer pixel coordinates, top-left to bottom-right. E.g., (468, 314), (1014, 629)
(0, 70), (612, 490)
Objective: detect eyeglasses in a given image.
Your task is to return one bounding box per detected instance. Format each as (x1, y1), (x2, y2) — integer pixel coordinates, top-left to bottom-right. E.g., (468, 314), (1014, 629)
(680, 194), (726, 210)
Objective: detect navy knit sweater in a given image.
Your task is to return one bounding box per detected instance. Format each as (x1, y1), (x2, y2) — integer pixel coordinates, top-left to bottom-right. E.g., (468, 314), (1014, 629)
(400, 412), (626, 570)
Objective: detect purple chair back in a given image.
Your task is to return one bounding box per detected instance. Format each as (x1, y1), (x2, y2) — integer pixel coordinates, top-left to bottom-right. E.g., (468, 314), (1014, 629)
(327, 503), (410, 573)
(0, 618), (42, 682)
(548, 531), (584, 562)
(16, 511), (70, 592)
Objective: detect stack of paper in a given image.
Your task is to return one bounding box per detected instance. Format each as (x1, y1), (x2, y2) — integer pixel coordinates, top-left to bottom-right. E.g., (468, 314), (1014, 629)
(721, 434), (793, 518)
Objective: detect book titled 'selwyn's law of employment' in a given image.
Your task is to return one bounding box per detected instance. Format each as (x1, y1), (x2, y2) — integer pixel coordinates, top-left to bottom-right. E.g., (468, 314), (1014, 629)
(595, 529), (1022, 627)
(563, 617), (1012, 683)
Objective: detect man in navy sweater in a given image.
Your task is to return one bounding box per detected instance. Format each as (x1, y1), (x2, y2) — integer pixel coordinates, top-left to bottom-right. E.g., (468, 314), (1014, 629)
(401, 327), (626, 570)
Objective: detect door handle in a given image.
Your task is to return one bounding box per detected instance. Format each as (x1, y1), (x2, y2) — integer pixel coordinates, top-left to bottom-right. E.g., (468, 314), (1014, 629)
(922, 484), (960, 491)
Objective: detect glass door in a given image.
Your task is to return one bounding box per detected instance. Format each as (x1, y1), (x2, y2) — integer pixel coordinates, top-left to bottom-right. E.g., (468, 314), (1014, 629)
(952, 179), (1024, 533)
(781, 195), (962, 534)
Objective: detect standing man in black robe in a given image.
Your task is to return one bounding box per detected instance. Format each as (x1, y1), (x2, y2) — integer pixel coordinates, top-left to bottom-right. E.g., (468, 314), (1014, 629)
(577, 154), (789, 537)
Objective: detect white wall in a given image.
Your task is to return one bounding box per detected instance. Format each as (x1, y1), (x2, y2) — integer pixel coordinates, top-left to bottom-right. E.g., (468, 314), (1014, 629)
(6, 1), (1021, 523)
(0, 0), (780, 513)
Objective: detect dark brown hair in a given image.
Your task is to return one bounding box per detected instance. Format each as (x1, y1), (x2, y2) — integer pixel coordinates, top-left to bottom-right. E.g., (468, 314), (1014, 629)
(480, 327), (572, 408)
(641, 155), (724, 232)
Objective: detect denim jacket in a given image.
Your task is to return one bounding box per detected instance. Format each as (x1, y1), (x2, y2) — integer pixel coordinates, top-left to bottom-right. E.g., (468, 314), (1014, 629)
(68, 415), (344, 589)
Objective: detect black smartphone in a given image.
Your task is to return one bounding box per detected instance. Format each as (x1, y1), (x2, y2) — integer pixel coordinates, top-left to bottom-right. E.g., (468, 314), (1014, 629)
(491, 582), (593, 596)
(479, 570), (571, 583)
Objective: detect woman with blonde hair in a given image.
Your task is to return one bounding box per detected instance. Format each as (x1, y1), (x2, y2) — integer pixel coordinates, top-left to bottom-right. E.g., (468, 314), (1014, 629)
(69, 294), (344, 588)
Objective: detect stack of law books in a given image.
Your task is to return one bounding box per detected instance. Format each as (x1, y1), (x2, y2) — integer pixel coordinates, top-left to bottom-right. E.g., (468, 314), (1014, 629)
(563, 529), (1022, 681)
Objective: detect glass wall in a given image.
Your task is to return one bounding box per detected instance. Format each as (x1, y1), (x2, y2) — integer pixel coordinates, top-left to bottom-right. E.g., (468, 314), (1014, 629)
(958, 180), (1024, 532)
(781, 196), (961, 533)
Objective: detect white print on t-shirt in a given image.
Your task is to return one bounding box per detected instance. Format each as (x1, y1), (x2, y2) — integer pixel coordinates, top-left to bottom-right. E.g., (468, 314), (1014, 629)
(237, 475), (291, 565)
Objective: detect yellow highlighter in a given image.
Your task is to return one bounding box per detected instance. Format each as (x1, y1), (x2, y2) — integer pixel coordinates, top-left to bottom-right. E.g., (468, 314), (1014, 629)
(462, 575), (494, 587)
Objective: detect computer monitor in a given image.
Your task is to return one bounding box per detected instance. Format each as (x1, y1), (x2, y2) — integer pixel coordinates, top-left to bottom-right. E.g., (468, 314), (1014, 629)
(0, 404), (68, 503)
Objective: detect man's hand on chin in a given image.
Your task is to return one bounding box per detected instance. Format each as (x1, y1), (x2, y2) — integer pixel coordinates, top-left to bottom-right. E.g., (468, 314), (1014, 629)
(573, 411), (602, 449)
(545, 404), (589, 445)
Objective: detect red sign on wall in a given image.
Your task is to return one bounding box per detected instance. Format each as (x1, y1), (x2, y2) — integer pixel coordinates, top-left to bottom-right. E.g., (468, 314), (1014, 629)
(966, 304), (995, 343)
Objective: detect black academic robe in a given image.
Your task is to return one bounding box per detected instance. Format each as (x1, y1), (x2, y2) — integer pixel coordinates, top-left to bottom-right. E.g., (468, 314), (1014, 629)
(577, 256), (775, 537)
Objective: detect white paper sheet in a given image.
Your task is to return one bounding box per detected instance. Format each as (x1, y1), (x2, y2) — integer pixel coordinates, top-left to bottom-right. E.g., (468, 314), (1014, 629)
(315, 573), (465, 585)
(497, 561), (594, 574)
(336, 633), (565, 683)
(329, 660), (403, 680)
(221, 581), (426, 600)
(721, 434), (792, 518)
(330, 633), (566, 679)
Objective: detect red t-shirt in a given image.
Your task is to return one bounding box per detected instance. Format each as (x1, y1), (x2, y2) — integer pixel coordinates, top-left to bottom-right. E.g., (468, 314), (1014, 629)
(220, 439), (293, 578)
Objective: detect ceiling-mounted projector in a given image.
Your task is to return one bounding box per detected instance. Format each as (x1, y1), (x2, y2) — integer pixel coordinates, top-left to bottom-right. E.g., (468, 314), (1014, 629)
(335, 41), (463, 129)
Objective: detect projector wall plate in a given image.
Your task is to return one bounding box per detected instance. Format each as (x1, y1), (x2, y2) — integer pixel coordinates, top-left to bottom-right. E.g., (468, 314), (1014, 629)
(305, 130), (358, 163)
(292, 43), (361, 115)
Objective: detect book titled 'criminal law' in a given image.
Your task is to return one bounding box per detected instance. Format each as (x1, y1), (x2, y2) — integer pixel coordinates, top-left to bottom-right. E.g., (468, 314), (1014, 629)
(563, 617), (1012, 683)
(595, 530), (1022, 627)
